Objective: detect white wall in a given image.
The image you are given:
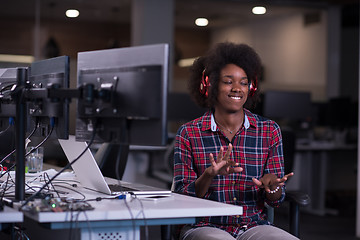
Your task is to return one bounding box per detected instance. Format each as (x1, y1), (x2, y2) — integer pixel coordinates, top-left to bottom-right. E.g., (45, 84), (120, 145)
(211, 11), (328, 102)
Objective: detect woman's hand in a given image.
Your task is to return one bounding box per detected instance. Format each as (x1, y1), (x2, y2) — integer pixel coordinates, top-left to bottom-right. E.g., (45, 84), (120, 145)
(206, 143), (243, 177)
(196, 143), (243, 197)
(252, 172), (294, 194)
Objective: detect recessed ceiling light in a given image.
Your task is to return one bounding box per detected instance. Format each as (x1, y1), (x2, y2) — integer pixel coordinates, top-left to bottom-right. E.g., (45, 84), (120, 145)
(195, 18), (208, 27)
(66, 9), (80, 18)
(252, 6), (266, 15)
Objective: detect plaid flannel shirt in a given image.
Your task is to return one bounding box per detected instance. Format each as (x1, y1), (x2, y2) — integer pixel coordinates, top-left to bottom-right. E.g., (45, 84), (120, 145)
(173, 108), (285, 238)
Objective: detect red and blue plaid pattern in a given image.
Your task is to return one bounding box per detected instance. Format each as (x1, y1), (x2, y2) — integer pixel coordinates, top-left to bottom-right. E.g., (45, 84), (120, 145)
(173, 108), (285, 237)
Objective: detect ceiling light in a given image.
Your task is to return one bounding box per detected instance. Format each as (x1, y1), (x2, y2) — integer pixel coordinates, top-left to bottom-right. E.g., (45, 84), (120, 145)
(252, 6), (266, 15)
(195, 18), (208, 27)
(66, 9), (80, 18)
(0, 54), (34, 63)
(178, 57), (198, 67)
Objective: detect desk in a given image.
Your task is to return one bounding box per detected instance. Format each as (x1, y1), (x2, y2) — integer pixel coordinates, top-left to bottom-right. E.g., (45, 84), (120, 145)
(0, 206), (23, 231)
(294, 141), (357, 215)
(4, 170), (243, 240)
(27, 193), (242, 240)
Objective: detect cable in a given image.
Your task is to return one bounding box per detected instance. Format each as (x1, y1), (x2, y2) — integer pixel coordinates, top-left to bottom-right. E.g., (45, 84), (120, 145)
(25, 118), (54, 156)
(122, 196), (136, 240)
(0, 118), (39, 166)
(111, 118), (143, 240)
(0, 173), (11, 204)
(76, 209), (92, 240)
(0, 118), (13, 137)
(19, 119), (98, 210)
(43, 171), (61, 198)
(68, 205), (75, 240)
(13, 224), (30, 240)
(0, 81), (17, 96)
(0, 119), (49, 178)
(0, 118), (52, 177)
(136, 196), (149, 240)
(51, 184), (86, 201)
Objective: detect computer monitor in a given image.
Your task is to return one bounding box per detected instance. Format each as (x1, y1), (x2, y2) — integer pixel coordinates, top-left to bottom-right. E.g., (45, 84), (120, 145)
(324, 97), (356, 128)
(76, 44), (169, 146)
(27, 56), (70, 140)
(263, 90), (312, 123)
(167, 92), (207, 122)
(0, 68), (18, 163)
(0, 68), (18, 131)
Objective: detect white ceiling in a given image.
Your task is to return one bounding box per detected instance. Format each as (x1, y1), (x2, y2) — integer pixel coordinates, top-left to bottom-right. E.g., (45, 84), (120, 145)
(0, 0), (356, 29)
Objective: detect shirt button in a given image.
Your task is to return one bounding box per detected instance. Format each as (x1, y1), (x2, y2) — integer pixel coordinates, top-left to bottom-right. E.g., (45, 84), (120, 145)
(233, 197), (237, 201)
(232, 181), (236, 184)
(236, 215), (240, 218)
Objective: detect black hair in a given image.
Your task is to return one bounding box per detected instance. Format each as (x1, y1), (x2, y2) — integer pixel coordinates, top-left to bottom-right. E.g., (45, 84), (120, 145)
(188, 42), (262, 109)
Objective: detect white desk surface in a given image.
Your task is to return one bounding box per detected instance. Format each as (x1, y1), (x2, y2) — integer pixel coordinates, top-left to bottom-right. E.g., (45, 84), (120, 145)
(5, 170), (242, 224)
(0, 206), (23, 223)
(28, 192), (243, 223)
(296, 141), (357, 151)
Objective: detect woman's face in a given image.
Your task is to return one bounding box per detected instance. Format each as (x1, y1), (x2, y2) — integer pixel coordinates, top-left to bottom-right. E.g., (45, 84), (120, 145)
(215, 64), (249, 113)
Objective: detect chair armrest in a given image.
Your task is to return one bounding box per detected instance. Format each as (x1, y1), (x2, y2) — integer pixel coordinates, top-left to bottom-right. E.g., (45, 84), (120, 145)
(285, 190), (311, 207)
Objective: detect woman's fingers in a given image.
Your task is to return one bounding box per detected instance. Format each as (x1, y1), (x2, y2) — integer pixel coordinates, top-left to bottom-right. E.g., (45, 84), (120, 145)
(285, 172), (294, 179)
(231, 166), (243, 173)
(223, 143), (233, 160)
(216, 144), (233, 163)
(216, 147), (224, 163)
(252, 172), (295, 190)
(209, 153), (216, 167)
(209, 144), (240, 175)
(252, 177), (263, 187)
(278, 172), (294, 183)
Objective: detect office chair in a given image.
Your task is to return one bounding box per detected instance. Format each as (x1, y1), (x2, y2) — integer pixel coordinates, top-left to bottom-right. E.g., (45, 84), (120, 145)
(268, 128), (311, 238)
(159, 129), (310, 239)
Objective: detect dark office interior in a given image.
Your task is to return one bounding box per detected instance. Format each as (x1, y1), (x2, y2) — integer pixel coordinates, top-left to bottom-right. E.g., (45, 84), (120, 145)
(0, 0), (359, 239)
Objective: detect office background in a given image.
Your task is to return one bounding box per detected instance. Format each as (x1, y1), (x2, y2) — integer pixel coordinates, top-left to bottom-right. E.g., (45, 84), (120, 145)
(0, 0), (358, 239)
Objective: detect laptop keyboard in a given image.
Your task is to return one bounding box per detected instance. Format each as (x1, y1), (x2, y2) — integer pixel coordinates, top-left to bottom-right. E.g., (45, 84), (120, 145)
(108, 184), (138, 192)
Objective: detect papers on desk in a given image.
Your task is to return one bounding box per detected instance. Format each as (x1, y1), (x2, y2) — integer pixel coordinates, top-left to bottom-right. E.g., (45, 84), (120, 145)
(1, 168), (73, 179)
(0, 169), (78, 198)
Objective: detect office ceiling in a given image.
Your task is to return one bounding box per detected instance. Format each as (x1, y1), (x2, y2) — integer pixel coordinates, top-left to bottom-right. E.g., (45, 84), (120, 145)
(0, 0), (358, 29)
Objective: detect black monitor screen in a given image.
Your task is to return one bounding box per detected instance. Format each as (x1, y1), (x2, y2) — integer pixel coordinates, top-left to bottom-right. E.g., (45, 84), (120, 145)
(0, 68), (17, 118)
(263, 90), (312, 122)
(76, 44), (169, 146)
(0, 68), (18, 157)
(0, 68), (22, 133)
(27, 56), (70, 139)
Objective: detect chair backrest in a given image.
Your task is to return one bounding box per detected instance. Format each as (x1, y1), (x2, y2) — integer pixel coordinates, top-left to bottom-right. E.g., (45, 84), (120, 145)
(164, 139), (175, 174)
(281, 129), (296, 174)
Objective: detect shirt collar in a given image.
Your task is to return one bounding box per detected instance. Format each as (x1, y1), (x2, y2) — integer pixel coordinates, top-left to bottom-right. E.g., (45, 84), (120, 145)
(210, 112), (250, 132)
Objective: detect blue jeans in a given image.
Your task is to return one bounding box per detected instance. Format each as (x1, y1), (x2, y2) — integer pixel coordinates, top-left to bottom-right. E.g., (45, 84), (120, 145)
(180, 225), (300, 240)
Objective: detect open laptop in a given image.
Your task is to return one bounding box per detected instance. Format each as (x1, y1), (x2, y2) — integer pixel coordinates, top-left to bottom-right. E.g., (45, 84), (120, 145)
(58, 136), (171, 197)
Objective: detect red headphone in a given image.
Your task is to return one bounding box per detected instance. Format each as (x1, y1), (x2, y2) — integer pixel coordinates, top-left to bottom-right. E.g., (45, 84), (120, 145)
(200, 70), (257, 97)
(249, 76), (258, 97)
(200, 69), (210, 97)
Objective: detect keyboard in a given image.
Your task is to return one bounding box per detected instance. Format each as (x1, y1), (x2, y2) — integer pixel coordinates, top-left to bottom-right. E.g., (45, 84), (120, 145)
(108, 184), (138, 192)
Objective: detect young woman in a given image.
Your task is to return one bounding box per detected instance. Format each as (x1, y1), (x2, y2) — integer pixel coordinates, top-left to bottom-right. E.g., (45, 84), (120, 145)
(173, 42), (297, 240)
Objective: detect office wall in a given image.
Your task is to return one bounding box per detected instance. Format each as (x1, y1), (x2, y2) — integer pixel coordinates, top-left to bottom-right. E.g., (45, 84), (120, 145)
(0, 18), (131, 59)
(211, 11), (328, 102)
(0, 10), (333, 104)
